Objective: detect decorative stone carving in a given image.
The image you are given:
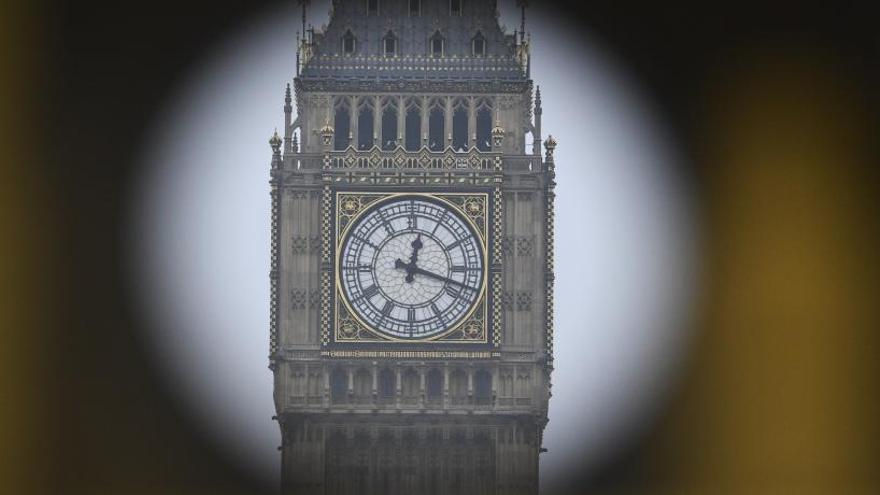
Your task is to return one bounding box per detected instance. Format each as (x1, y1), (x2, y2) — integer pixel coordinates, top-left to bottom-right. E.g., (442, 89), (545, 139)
(308, 235), (321, 254)
(291, 236), (308, 254)
(515, 291), (532, 311)
(500, 236), (514, 257)
(516, 236), (533, 256)
(500, 291), (514, 310)
(308, 288), (321, 308)
(290, 289), (307, 310)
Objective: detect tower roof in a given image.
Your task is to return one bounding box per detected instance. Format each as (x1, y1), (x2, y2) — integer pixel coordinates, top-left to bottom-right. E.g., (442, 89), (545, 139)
(298, 0), (528, 85)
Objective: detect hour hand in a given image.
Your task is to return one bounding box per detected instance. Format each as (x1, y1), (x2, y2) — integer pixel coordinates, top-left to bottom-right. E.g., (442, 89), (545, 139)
(406, 234), (423, 283)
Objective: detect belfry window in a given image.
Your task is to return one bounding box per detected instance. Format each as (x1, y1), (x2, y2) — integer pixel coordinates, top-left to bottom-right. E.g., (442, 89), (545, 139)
(472, 32), (486, 56)
(405, 99), (421, 151)
(452, 99), (468, 151)
(409, 0), (420, 16)
(476, 99), (492, 151)
(333, 99), (351, 150)
(430, 32), (444, 57)
(383, 31), (397, 57)
(342, 30), (356, 55)
(428, 101), (444, 151)
(450, 0), (462, 16)
(381, 98), (398, 150)
(367, 0), (378, 16)
(357, 99), (374, 150)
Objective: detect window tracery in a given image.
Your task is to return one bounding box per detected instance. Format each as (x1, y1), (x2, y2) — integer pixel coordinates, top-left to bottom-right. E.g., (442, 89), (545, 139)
(342, 30), (356, 55)
(382, 30), (397, 57)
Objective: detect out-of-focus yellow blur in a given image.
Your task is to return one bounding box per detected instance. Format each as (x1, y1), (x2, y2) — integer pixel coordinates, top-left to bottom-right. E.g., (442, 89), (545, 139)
(1, 2), (48, 495)
(629, 50), (879, 495)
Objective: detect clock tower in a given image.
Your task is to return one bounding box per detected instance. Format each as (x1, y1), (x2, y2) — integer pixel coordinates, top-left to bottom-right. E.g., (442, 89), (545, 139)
(269, 1), (556, 493)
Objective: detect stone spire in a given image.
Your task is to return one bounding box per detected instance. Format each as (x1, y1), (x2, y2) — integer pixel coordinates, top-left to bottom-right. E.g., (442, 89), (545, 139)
(533, 85), (542, 156)
(283, 83), (293, 152)
(269, 129), (283, 169)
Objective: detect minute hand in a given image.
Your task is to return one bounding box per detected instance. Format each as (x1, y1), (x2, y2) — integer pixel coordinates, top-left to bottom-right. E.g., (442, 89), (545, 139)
(394, 259), (477, 291)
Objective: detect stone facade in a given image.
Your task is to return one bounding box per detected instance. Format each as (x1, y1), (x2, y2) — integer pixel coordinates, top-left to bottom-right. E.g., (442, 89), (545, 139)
(269, 2), (556, 494)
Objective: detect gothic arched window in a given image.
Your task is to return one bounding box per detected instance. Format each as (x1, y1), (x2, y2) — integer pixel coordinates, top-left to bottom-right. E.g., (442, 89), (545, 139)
(404, 98), (421, 151)
(430, 31), (445, 58)
(452, 98), (468, 151)
(449, 369), (467, 404)
(330, 369), (347, 404)
(357, 99), (374, 150)
(367, 0), (379, 16)
(426, 369), (442, 403)
(474, 369), (492, 405)
(333, 98), (351, 150)
(378, 368), (395, 400)
(475, 98), (492, 151)
(381, 97), (398, 150)
(342, 30), (356, 55)
(353, 369), (371, 400)
(472, 31), (486, 56)
(409, 0), (420, 16)
(428, 99), (444, 151)
(401, 368), (419, 400)
(382, 30), (397, 57)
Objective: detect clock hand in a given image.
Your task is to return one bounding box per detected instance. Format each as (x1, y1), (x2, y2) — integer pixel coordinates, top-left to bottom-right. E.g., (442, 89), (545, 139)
(405, 234), (423, 283)
(394, 259), (477, 291)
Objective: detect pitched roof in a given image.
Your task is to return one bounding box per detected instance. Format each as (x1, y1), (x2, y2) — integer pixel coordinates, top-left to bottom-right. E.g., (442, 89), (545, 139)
(299, 0), (528, 83)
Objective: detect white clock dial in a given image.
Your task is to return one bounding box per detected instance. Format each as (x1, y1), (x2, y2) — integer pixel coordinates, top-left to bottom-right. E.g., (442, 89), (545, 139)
(338, 196), (484, 339)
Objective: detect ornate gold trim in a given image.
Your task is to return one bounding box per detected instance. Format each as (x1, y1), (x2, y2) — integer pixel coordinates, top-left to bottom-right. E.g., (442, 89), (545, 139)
(332, 191), (490, 344)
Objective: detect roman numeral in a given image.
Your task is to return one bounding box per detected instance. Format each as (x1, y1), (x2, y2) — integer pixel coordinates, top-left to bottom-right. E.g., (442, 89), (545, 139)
(355, 236), (378, 249)
(450, 265), (469, 273)
(343, 264), (372, 272)
(407, 308), (416, 323)
(431, 211), (448, 234)
(381, 301), (394, 316)
(430, 303), (446, 323)
(358, 284), (379, 300)
(377, 208), (394, 235)
(445, 238), (464, 250)
(445, 285), (462, 298)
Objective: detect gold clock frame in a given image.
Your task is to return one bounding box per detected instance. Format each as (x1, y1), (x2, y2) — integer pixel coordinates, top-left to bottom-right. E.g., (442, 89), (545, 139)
(331, 191), (490, 345)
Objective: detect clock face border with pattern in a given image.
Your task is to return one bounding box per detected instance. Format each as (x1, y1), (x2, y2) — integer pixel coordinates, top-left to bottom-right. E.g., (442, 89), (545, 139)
(331, 191), (490, 344)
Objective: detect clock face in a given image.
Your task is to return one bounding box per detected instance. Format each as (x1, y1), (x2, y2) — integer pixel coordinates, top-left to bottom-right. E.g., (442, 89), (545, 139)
(338, 196), (485, 339)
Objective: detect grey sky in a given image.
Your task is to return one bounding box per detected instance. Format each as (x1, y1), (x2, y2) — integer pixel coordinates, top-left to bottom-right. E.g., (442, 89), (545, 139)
(130, 1), (697, 490)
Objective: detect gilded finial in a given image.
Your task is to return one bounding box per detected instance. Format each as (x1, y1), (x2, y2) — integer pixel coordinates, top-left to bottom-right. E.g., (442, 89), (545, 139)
(320, 119), (335, 147)
(491, 120), (505, 149)
(320, 119), (334, 136)
(544, 134), (557, 158)
(491, 120), (505, 136)
(269, 128), (282, 154)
